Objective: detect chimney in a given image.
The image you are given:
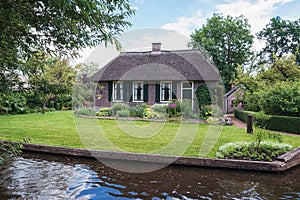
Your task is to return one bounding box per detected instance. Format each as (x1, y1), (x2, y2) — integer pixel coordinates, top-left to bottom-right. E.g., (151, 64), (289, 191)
(151, 43), (161, 55)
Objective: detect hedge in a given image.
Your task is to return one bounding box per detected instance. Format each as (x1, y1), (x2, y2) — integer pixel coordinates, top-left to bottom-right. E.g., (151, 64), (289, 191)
(234, 109), (300, 134)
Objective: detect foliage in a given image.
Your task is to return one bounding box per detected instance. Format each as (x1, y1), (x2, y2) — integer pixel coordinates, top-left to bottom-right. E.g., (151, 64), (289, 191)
(26, 53), (75, 114)
(195, 85), (211, 106)
(116, 110), (130, 117)
(190, 14), (254, 91)
(257, 55), (300, 83)
(73, 63), (100, 109)
(261, 82), (300, 117)
(0, 0), (134, 65)
(0, 141), (23, 166)
(0, 93), (27, 115)
(96, 108), (112, 117)
(151, 104), (167, 114)
(181, 100), (192, 119)
(129, 103), (148, 118)
(167, 100), (181, 117)
(199, 105), (213, 119)
(74, 108), (96, 116)
(257, 16), (300, 64)
(234, 109), (300, 134)
(216, 141), (292, 161)
(234, 55), (300, 116)
(111, 103), (128, 116)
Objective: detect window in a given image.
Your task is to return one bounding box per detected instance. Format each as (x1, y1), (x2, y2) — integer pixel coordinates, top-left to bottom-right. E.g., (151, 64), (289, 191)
(113, 82), (123, 101)
(181, 81), (193, 100)
(133, 82), (143, 102)
(161, 81), (172, 102)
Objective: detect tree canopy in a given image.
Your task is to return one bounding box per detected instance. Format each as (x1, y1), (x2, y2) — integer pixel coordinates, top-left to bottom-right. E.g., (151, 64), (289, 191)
(189, 14), (254, 92)
(0, 0), (134, 64)
(257, 16), (300, 64)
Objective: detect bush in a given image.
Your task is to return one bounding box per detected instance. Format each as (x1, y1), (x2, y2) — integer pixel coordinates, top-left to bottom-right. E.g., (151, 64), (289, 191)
(152, 104), (167, 113)
(195, 85), (211, 107)
(216, 141), (292, 161)
(167, 100), (181, 117)
(75, 108), (96, 116)
(116, 110), (130, 117)
(96, 108), (112, 117)
(234, 109), (300, 134)
(111, 103), (128, 116)
(181, 100), (192, 118)
(130, 103), (148, 118)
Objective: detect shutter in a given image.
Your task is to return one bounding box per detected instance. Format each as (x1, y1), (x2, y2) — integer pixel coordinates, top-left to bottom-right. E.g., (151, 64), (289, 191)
(108, 81), (113, 102)
(128, 81), (133, 102)
(172, 81), (177, 99)
(123, 82), (128, 101)
(143, 82), (148, 102)
(155, 83), (160, 102)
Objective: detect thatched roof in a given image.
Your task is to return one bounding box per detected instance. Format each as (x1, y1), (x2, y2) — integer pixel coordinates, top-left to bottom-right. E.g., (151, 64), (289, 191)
(91, 50), (221, 82)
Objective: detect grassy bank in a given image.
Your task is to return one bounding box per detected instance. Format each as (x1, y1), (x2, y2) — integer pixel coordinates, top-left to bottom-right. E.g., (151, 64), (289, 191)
(0, 111), (299, 158)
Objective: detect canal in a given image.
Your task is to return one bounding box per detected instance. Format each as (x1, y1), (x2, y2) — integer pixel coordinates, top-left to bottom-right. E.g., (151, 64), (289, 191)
(0, 152), (299, 199)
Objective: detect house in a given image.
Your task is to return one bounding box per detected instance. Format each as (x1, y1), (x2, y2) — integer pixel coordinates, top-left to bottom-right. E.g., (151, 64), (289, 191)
(91, 43), (221, 110)
(224, 85), (244, 113)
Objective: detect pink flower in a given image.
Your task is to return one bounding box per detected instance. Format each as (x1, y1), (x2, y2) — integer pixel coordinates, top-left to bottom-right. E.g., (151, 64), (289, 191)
(169, 103), (176, 108)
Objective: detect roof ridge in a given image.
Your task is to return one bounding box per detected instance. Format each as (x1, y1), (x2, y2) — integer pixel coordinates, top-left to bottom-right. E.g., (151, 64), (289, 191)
(120, 49), (196, 54)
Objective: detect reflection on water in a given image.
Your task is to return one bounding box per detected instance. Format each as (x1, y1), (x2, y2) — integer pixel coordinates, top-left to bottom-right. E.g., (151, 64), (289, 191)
(0, 152), (300, 199)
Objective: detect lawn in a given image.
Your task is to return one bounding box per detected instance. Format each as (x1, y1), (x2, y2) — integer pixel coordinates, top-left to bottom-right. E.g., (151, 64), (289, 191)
(0, 111), (299, 158)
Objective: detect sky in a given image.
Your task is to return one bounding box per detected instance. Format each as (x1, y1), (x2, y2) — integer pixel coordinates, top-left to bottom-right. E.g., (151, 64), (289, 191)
(78, 0), (300, 66)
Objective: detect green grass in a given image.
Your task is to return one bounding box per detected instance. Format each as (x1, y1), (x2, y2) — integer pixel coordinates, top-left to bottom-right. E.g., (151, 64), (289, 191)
(0, 111), (299, 158)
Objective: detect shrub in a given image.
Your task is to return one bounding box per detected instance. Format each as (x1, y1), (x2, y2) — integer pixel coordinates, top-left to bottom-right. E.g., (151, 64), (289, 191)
(216, 141), (292, 162)
(111, 103), (128, 116)
(129, 103), (148, 118)
(181, 100), (192, 118)
(152, 104), (167, 113)
(116, 110), (130, 117)
(199, 105), (213, 119)
(167, 100), (181, 117)
(75, 108), (96, 116)
(97, 108), (112, 117)
(55, 103), (61, 110)
(234, 109), (300, 134)
(195, 85), (211, 107)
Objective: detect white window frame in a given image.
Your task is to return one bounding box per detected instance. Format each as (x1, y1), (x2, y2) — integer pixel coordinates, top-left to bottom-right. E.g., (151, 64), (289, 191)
(160, 81), (172, 102)
(132, 81), (144, 102)
(113, 81), (123, 102)
(181, 81), (194, 107)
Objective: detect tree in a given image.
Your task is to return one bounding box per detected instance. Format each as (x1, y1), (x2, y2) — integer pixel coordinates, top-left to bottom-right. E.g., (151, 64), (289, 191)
(190, 14), (254, 91)
(257, 55), (300, 83)
(0, 0), (134, 95)
(73, 63), (100, 109)
(234, 54), (300, 115)
(258, 17), (300, 64)
(27, 53), (75, 113)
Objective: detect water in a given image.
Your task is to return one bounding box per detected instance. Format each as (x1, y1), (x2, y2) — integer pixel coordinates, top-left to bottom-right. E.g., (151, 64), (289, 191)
(1, 152), (300, 200)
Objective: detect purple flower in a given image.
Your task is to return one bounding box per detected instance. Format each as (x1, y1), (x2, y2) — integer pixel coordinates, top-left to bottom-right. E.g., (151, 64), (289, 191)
(169, 103), (176, 108)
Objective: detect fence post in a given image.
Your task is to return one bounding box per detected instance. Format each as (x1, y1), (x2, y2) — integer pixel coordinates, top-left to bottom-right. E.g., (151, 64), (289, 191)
(247, 115), (254, 133)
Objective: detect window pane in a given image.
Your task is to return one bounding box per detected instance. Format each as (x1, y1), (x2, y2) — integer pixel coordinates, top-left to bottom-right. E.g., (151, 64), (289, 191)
(133, 82), (143, 101)
(182, 82), (192, 88)
(114, 82), (123, 100)
(182, 89), (192, 99)
(161, 82), (171, 101)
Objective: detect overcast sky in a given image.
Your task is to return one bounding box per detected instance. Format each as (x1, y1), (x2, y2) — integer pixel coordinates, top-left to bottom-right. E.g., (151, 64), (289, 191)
(77, 0), (300, 65)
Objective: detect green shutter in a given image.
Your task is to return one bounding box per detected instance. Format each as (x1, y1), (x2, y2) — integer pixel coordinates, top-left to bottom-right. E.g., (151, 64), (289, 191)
(172, 81), (177, 99)
(108, 81), (113, 102)
(155, 83), (160, 102)
(143, 83), (148, 102)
